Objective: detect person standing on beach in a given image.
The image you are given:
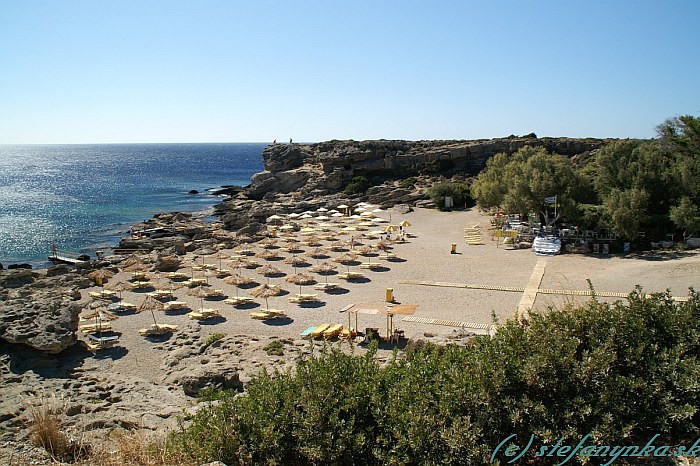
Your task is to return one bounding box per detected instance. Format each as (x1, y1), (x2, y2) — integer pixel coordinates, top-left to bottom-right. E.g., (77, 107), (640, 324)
(289, 138), (293, 144)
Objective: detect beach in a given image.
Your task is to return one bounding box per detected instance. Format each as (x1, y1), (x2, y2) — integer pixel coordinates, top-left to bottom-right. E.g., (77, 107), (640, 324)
(3, 202), (700, 463)
(81, 205), (700, 383)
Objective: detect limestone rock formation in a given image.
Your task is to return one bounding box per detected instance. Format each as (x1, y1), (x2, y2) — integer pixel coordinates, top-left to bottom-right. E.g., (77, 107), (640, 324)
(0, 270), (90, 353)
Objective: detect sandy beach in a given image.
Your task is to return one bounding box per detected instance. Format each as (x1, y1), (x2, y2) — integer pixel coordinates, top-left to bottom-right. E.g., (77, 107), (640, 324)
(80, 206), (700, 384)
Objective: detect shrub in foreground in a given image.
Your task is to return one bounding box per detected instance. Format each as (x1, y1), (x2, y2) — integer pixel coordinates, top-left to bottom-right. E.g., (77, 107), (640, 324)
(169, 289), (700, 465)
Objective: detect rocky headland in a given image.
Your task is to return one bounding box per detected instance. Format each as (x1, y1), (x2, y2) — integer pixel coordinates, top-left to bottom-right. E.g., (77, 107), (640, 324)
(0, 136), (611, 463)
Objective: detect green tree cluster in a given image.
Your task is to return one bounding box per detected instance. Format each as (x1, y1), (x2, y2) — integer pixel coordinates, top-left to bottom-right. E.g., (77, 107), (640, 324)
(427, 182), (474, 210)
(472, 115), (700, 240)
(169, 290), (700, 465)
(344, 176), (372, 195)
(472, 146), (583, 220)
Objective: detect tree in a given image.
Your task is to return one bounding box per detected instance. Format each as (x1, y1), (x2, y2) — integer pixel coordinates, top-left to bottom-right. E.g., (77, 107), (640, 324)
(473, 146), (583, 219)
(602, 188), (649, 240)
(670, 196), (700, 242)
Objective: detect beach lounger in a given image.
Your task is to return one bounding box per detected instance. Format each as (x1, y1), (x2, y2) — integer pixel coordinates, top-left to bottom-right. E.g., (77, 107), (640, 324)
(108, 302), (136, 312)
(359, 262), (381, 270)
(80, 322), (113, 335)
(300, 326), (317, 338)
(310, 324), (331, 339)
(249, 309), (285, 320)
(187, 308), (220, 320)
(88, 290), (117, 300)
(289, 293), (320, 303)
(86, 334), (119, 351)
(166, 272), (189, 280)
(338, 272), (365, 280)
(313, 283), (339, 291)
(224, 296), (254, 306)
(139, 324), (178, 336)
(163, 301), (187, 311)
(322, 323), (343, 339)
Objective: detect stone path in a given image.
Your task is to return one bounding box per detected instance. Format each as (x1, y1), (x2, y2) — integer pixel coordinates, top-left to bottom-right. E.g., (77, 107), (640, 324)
(515, 258), (547, 321)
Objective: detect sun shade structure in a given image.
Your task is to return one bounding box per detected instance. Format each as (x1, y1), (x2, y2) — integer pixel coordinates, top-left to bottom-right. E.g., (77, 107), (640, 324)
(285, 272), (316, 294)
(250, 283), (282, 309)
(346, 303), (418, 339)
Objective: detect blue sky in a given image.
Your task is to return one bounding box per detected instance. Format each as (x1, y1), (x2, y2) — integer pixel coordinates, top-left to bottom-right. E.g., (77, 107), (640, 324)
(1, 0), (698, 144)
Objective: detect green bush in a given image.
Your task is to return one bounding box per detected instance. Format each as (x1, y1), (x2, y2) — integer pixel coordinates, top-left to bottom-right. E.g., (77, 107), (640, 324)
(344, 176), (372, 195)
(203, 332), (225, 349)
(263, 339), (285, 356)
(427, 182), (474, 210)
(169, 289), (700, 465)
(398, 176), (418, 189)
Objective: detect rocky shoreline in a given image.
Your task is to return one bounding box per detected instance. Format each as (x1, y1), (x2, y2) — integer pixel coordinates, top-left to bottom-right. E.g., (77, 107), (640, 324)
(0, 137), (611, 463)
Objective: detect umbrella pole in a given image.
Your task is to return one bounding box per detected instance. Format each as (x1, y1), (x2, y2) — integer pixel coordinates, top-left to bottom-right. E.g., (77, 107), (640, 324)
(151, 309), (158, 327)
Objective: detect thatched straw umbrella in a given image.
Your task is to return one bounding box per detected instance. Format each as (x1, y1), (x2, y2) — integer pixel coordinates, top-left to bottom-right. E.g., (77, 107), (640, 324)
(308, 247), (329, 263)
(376, 239), (392, 258)
(357, 244), (377, 264)
(251, 283), (282, 309)
(255, 249), (279, 261)
(223, 273), (256, 297)
(260, 237), (278, 249)
(122, 256), (150, 273)
(256, 264), (284, 284)
(105, 281), (131, 301)
(310, 261), (337, 285)
(285, 272), (316, 295)
(88, 269), (114, 289)
(138, 295), (164, 326)
(187, 285), (211, 311)
(284, 255), (308, 272)
(333, 252), (358, 273)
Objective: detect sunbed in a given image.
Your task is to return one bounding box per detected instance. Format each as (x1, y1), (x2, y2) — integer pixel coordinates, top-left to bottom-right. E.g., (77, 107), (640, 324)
(86, 334), (119, 351)
(187, 308), (220, 320)
(310, 324), (331, 339)
(322, 323), (343, 339)
(139, 323), (178, 336)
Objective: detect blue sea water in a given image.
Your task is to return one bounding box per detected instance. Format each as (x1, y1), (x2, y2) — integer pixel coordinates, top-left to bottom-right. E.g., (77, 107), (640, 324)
(0, 143), (265, 267)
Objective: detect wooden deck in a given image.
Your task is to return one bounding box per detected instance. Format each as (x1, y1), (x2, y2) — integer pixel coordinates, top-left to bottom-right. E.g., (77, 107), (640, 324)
(48, 254), (89, 266)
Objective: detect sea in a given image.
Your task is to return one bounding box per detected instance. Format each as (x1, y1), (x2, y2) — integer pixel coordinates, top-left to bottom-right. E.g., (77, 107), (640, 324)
(0, 143), (266, 268)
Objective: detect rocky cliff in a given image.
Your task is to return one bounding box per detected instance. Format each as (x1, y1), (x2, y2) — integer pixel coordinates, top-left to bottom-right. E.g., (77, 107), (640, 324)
(245, 137), (609, 200)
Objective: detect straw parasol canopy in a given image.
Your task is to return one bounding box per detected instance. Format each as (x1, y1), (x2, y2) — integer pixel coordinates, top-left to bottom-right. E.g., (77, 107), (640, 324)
(138, 295), (164, 326)
(122, 256), (150, 272)
(376, 239), (392, 257)
(400, 220), (412, 227)
(187, 285), (212, 311)
(256, 264), (284, 283)
(88, 269), (115, 288)
(310, 261), (338, 284)
(333, 252), (359, 272)
(357, 244), (377, 263)
(255, 249), (280, 261)
(224, 273), (256, 286)
(284, 255), (308, 269)
(105, 281), (131, 300)
(250, 283), (282, 309)
(223, 273), (255, 297)
(228, 258), (246, 272)
(308, 247), (329, 260)
(304, 235), (323, 247)
(385, 225), (400, 232)
(285, 272), (316, 294)
(260, 237), (278, 249)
